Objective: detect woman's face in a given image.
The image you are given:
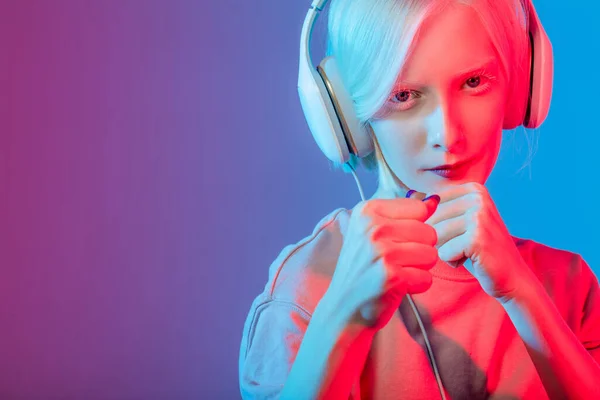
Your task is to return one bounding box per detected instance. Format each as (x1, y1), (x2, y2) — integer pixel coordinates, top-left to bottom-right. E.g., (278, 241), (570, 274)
(370, 3), (509, 195)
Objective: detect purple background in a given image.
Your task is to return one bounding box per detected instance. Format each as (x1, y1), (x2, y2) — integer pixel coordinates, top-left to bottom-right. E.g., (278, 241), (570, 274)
(1, 1), (598, 399)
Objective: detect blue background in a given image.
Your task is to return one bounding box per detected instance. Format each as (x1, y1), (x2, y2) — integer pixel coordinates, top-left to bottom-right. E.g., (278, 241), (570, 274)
(0, 0), (597, 398)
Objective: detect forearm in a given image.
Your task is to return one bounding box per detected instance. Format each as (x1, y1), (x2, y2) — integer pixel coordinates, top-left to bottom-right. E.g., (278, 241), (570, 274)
(281, 295), (373, 399)
(501, 271), (600, 399)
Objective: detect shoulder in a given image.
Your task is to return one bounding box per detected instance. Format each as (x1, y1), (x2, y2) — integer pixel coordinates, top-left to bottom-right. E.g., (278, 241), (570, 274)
(512, 235), (597, 320)
(238, 208), (354, 397)
(512, 235), (591, 279)
(258, 207), (352, 315)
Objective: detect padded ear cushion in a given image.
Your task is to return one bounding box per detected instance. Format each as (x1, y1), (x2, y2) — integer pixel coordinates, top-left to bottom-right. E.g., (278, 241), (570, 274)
(503, 0), (553, 129)
(318, 57), (374, 158)
(297, 54), (350, 164)
(502, 38), (532, 130)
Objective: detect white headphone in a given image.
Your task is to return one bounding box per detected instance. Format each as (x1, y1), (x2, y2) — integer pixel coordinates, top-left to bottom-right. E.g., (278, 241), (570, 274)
(297, 0), (554, 166)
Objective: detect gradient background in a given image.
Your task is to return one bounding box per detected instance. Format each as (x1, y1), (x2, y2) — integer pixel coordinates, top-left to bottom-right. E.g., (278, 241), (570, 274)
(1, 0), (598, 399)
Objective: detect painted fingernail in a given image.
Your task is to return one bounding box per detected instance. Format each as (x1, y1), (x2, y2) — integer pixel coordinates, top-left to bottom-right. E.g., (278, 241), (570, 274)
(422, 194), (441, 204)
(405, 189), (416, 198)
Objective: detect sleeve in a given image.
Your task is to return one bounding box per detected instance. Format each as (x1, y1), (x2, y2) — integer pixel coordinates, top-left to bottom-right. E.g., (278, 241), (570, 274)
(238, 299), (312, 399)
(577, 255), (600, 362)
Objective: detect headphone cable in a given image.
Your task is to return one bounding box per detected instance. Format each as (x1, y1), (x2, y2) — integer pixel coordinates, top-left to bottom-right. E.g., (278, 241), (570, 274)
(346, 162), (447, 400)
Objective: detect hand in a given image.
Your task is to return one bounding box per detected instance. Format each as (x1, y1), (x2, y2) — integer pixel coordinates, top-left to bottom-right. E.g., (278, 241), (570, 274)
(322, 191), (440, 332)
(424, 182), (534, 302)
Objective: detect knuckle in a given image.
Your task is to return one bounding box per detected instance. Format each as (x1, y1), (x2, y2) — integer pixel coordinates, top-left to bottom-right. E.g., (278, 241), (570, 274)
(352, 202), (367, 220)
(377, 258), (394, 282)
(380, 252), (391, 268)
(360, 199), (376, 216)
(352, 201), (370, 223)
(379, 246), (395, 266)
(425, 224), (438, 246)
(470, 192), (483, 207)
(352, 202), (376, 231)
(421, 247), (439, 268)
(469, 182), (483, 192)
(368, 222), (388, 243)
(475, 198), (483, 209)
(369, 234), (386, 257)
(466, 209), (478, 225)
(381, 247), (404, 269)
(368, 226), (378, 243)
(427, 246), (439, 262)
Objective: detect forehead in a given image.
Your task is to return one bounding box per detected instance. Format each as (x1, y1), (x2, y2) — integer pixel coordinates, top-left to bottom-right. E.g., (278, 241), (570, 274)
(398, 3), (500, 84)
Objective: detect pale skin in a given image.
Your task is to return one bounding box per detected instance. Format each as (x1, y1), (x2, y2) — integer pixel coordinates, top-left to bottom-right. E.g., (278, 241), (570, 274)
(279, 3), (600, 399)
(368, 2), (600, 399)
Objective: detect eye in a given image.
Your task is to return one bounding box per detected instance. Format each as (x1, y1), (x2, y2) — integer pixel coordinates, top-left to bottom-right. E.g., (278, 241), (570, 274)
(392, 90), (420, 103)
(387, 89), (422, 112)
(465, 76), (481, 88)
(462, 70), (496, 94)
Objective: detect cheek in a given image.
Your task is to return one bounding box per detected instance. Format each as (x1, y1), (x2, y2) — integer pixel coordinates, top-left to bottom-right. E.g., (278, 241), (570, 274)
(370, 119), (420, 164)
(461, 95), (505, 143)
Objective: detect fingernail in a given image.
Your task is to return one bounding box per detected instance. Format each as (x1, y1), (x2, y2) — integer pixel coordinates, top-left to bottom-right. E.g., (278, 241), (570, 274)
(405, 189), (416, 198)
(422, 194), (441, 204)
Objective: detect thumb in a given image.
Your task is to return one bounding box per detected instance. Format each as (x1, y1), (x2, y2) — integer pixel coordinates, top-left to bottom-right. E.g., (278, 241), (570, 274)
(406, 189), (440, 220)
(422, 194), (441, 220)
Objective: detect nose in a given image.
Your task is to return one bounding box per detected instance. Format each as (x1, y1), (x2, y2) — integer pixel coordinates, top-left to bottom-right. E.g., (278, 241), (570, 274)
(426, 97), (465, 153)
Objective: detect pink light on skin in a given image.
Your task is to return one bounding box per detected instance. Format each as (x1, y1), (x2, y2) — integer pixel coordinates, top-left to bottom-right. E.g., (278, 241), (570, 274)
(369, 2), (509, 198)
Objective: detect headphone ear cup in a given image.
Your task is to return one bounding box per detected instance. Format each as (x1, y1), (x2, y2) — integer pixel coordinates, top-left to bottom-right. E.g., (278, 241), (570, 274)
(522, 2), (553, 129)
(503, 1), (553, 130)
(318, 57), (374, 159)
(502, 43), (531, 130)
(298, 55), (350, 164)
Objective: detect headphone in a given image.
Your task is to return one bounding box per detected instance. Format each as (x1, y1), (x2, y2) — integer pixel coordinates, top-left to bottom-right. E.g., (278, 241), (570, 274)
(297, 0), (554, 166)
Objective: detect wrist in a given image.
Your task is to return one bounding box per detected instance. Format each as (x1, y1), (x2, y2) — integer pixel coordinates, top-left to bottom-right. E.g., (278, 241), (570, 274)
(497, 263), (541, 305)
(313, 292), (374, 344)
(283, 294), (375, 399)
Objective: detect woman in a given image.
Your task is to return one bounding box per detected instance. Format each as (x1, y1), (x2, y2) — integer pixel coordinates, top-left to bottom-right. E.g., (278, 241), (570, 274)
(239, 0), (600, 398)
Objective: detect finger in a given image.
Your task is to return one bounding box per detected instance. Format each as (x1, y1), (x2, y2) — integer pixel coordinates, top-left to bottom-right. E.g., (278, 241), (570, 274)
(433, 215), (466, 248)
(425, 198), (458, 226)
(406, 189), (427, 201)
(378, 242), (439, 271)
(397, 267), (433, 294)
(376, 261), (433, 296)
(421, 194), (441, 222)
(426, 192), (476, 226)
(435, 182), (482, 204)
(406, 188), (444, 218)
(437, 233), (470, 267)
(369, 219), (437, 247)
(364, 197), (435, 222)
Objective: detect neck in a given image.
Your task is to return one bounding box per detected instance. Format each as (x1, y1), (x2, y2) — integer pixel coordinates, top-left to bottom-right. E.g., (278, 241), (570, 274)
(370, 183), (412, 200)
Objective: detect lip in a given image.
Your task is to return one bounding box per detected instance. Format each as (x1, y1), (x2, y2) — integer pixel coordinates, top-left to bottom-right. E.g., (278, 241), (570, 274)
(425, 158), (472, 170)
(424, 158), (474, 179)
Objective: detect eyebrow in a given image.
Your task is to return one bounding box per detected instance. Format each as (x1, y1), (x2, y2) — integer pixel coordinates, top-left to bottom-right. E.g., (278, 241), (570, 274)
(395, 57), (499, 87)
(453, 57), (499, 78)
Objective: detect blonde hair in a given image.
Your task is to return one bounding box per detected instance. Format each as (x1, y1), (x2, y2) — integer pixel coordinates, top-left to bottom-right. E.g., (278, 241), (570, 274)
(325, 0), (533, 176)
